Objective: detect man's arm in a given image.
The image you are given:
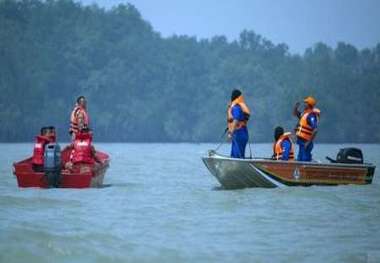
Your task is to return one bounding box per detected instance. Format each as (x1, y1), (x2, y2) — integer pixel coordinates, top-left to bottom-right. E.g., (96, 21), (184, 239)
(228, 105), (242, 138)
(293, 102), (301, 119)
(305, 113), (318, 146)
(228, 120), (238, 139)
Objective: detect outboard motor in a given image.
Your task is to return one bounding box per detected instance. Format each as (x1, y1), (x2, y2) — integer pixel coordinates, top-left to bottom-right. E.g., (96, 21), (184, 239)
(44, 143), (61, 187)
(336, 148), (363, 164)
(326, 147), (363, 164)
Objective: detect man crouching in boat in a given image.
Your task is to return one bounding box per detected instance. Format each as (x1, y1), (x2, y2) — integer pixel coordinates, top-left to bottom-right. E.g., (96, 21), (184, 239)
(272, 126), (295, 161)
(227, 89), (251, 158)
(293, 96), (320, 162)
(66, 128), (100, 169)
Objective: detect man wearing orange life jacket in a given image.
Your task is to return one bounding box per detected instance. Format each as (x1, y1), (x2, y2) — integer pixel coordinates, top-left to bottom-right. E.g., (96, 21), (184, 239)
(32, 127), (56, 171)
(227, 89), (251, 158)
(70, 129), (98, 165)
(293, 96), (320, 161)
(69, 96), (90, 141)
(272, 126), (295, 161)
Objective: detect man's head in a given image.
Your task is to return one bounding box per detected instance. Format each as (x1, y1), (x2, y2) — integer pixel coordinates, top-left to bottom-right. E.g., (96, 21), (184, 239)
(231, 89), (242, 102)
(40, 127), (49, 136)
(46, 126), (55, 136)
(76, 96), (87, 108)
(303, 96), (316, 109)
(40, 126), (55, 140)
(274, 126), (284, 141)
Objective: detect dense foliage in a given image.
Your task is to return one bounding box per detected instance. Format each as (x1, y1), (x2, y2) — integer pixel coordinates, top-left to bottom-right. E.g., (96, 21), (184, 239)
(1, 0), (379, 142)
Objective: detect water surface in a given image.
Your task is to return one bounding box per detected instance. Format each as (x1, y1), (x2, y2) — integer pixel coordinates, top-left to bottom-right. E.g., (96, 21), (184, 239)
(0, 143), (379, 263)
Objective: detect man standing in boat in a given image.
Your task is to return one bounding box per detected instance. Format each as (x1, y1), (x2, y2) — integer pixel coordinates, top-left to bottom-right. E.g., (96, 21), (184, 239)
(293, 96), (320, 161)
(69, 96), (90, 140)
(227, 89), (251, 158)
(272, 126), (295, 161)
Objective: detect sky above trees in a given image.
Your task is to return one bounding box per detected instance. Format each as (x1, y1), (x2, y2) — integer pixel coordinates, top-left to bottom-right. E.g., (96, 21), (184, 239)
(78, 0), (380, 54)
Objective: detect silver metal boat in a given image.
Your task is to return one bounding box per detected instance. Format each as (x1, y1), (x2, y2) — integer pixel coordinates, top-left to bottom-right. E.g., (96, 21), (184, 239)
(202, 151), (376, 189)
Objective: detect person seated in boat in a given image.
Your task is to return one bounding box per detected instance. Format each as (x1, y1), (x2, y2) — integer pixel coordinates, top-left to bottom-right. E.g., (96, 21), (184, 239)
(67, 128), (100, 168)
(227, 89), (251, 158)
(45, 126), (57, 141)
(272, 126), (295, 161)
(293, 96), (320, 162)
(32, 127), (56, 172)
(69, 96), (90, 141)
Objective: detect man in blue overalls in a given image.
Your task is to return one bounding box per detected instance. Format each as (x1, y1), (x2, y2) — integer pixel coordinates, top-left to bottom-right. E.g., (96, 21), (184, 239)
(227, 89), (251, 158)
(293, 96), (320, 161)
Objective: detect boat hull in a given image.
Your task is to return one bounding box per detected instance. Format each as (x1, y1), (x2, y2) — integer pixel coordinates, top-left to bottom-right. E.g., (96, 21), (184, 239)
(13, 146), (110, 188)
(202, 153), (375, 189)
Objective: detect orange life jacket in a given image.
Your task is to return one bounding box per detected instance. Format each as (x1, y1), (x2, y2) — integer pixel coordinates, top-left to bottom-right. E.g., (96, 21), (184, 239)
(273, 132), (295, 160)
(227, 95), (251, 132)
(296, 108), (320, 141)
(71, 132), (94, 164)
(69, 105), (89, 135)
(32, 135), (53, 165)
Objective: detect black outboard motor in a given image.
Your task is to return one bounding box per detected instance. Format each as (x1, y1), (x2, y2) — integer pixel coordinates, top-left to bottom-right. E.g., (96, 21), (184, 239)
(44, 143), (61, 187)
(336, 148), (363, 164)
(326, 147), (363, 164)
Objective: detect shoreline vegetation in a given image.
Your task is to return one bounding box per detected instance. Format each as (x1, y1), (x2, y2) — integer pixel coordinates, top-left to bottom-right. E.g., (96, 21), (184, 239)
(1, 0), (379, 143)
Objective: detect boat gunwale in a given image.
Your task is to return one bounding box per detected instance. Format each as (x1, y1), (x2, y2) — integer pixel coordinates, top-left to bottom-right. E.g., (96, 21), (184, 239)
(202, 153), (375, 169)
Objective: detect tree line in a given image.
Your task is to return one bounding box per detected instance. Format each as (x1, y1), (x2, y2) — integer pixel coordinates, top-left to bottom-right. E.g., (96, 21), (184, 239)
(1, 0), (379, 142)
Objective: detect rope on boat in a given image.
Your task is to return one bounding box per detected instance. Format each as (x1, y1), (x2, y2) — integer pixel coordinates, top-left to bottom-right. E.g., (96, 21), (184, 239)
(214, 128), (228, 153)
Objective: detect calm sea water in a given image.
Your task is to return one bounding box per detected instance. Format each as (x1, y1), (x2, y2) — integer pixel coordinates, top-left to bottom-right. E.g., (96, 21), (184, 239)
(0, 143), (379, 263)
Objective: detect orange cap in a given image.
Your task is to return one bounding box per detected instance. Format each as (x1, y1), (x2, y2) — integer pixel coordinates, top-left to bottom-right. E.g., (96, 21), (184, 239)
(304, 96), (316, 107)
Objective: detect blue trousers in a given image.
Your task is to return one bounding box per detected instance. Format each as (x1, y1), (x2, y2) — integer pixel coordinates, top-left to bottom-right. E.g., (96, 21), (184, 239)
(297, 138), (313, 162)
(231, 128), (248, 158)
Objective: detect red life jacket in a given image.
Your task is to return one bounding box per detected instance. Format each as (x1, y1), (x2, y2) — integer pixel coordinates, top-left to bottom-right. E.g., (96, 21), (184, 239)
(71, 132), (94, 164)
(32, 135), (52, 165)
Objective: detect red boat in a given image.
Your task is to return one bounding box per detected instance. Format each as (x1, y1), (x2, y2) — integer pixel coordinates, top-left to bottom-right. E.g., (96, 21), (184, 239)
(13, 145), (110, 188)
